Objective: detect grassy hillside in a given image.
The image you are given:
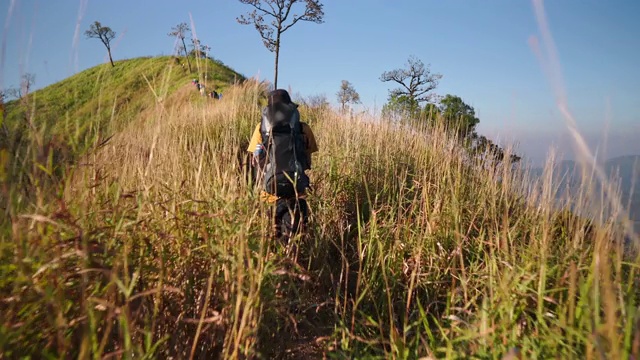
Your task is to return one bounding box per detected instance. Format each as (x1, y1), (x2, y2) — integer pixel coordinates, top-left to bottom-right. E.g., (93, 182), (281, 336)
(4, 55), (242, 132)
(1, 55), (244, 211)
(1, 60), (639, 359)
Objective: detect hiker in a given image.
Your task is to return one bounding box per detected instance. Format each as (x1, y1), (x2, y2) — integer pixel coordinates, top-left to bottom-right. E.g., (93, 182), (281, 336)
(247, 89), (318, 241)
(213, 90), (219, 99)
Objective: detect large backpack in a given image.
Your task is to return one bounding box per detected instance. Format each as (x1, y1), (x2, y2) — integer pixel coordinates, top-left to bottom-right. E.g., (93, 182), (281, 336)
(260, 101), (310, 198)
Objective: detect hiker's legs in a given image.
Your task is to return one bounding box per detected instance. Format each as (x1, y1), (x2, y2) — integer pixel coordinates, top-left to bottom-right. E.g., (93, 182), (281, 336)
(292, 198), (308, 235)
(273, 199), (290, 242)
(273, 197), (308, 244)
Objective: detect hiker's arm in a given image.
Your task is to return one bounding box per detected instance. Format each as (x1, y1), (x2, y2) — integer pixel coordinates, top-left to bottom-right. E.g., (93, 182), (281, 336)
(302, 123), (318, 169)
(247, 124), (265, 167)
(247, 124), (261, 153)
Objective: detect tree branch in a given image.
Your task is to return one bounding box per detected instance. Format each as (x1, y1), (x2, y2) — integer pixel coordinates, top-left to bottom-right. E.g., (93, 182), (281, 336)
(239, 0), (278, 18)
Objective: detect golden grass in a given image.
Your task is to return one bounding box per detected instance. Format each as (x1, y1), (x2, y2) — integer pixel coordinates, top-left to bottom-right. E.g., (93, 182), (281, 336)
(1, 77), (639, 359)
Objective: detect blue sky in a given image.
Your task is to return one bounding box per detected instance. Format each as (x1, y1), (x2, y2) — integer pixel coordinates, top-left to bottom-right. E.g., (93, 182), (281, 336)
(2, 0), (639, 164)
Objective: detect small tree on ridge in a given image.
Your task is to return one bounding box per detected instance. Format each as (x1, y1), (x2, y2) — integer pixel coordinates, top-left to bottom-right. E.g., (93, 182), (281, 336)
(380, 56), (442, 115)
(85, 21), (116, 67)
(336, 80), (360, 113)
(168, 22), (192, 72)
(237, 0), (324, 89)
(439, 94), (479, 138)
(6, 73), (35, 100)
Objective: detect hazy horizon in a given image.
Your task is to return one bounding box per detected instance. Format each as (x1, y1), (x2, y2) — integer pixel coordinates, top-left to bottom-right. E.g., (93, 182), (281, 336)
(490, 128), (640, 167)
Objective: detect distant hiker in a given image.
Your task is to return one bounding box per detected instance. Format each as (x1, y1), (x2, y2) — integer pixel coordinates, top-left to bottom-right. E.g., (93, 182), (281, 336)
(199, 85), (206, 96)
(213, 90), (219, 99)
(247, 89), (318, 242)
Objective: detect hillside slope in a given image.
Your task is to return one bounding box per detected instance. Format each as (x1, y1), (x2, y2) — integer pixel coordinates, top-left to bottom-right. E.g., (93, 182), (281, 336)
(1, 56), (244, 202)
(3, 55), (243, 141)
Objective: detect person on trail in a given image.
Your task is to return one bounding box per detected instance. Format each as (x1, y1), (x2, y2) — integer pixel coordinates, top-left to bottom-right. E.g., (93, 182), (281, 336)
(247, 89), (318, 241)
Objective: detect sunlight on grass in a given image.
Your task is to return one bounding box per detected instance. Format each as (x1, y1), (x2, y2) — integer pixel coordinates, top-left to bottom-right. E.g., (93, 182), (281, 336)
(1, 57), (639, 359)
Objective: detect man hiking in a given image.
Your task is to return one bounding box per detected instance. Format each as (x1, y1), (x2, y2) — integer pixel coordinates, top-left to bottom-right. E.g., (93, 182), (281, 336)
(247, 89), (318, 242)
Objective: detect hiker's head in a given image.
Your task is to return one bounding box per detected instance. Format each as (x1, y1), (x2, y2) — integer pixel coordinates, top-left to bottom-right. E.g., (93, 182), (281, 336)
(268, 89), (293, 107)
(265, 89), (299, 127)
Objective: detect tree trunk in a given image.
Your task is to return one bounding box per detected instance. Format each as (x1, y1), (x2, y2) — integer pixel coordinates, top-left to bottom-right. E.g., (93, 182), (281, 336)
(181, 38), (192, 73)
(274, 31), (281, 89)
(108, 49), (115, 67)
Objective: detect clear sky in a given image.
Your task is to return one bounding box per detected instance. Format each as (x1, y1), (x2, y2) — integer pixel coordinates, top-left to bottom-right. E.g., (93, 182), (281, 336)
(2, 0), (639, 164)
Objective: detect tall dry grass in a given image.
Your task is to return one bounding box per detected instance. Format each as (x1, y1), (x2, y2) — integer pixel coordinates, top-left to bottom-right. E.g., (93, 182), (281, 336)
(1, 76), (639, 359)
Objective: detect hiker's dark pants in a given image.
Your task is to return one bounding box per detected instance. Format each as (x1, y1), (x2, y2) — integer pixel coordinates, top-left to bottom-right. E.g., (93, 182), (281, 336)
(273, 197), (308, 242)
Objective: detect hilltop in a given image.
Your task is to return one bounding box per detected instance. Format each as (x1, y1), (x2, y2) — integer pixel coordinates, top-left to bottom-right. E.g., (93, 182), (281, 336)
(3, 55), (243, 141)
(1, 56), (244, 198)
(1, 56), (639, 359)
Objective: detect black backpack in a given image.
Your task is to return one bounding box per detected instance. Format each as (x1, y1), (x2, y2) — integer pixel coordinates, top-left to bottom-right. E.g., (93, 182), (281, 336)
(260, 101), (310, 198)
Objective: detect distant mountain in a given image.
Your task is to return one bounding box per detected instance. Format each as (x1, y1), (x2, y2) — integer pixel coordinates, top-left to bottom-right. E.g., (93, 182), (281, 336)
(529, 155), (640, 232)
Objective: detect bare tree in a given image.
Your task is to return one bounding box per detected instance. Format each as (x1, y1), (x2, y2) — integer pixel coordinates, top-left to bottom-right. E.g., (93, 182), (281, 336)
(237, 0), (324, 89)
(21, 73), (35, 96)
(6, 73), (35, 100)
(300, 93), (329, 110)
(336, 80), (360, 113)
(380, 56), (442, 106)
(5, 73), (38, 140)
(201, 44), (211, 59)
(85, 21), (116, 67)
(190, 38), (210, 59)
(168, 22), (192, 72)
(5, 87), (18, 100)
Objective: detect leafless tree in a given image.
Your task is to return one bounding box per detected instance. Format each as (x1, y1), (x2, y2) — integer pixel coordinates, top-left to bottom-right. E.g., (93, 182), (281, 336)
(168, 22), (192, 72)
(6, 73), (35, 100)
(5, 87), (17, 100)
(237, 0), (324, 88)
(85, 21), (116, 67)
(380, 56), (442, 105)
(21, 73), (35, 96)
(201, 44), (211, 58)
(336, 80), (360, 113)
(299, 93), (329, 110)
(5, 73), (38, 140)
(190, 38), (210, 59)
